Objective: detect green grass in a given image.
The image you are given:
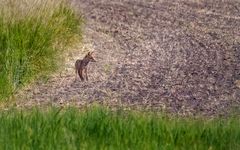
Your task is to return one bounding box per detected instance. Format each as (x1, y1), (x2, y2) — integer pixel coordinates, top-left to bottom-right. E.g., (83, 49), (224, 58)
(0, 0), (82, 100)
(0, 106), (239, 150)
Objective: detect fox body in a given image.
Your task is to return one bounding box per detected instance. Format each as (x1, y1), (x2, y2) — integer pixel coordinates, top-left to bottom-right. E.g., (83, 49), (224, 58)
(75, 52), (96, 81)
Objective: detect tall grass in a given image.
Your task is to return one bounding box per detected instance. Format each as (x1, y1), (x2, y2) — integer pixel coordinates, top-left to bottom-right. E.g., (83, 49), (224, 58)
(0, 106), (239, 150)
(0, 0), (82, 100)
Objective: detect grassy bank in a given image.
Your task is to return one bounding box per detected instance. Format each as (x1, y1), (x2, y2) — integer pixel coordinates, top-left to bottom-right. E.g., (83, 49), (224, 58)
(0, 0), (82, 100)
(0, 106), (239, 150)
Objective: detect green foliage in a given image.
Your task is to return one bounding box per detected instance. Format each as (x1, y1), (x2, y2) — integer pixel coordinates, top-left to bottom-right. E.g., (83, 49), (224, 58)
(0, 0), (82, 100)
(0, 106), (239, 150)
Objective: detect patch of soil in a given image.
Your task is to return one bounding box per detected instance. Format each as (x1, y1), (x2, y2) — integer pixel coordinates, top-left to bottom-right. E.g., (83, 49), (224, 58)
(17, 0), (240, 116)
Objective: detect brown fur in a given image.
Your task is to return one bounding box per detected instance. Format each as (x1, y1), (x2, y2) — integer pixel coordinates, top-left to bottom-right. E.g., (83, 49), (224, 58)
(75, 52), (96, 81)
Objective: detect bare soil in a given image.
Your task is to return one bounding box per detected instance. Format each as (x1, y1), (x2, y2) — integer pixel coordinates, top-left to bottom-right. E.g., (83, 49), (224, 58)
(17, 0), (240, 116)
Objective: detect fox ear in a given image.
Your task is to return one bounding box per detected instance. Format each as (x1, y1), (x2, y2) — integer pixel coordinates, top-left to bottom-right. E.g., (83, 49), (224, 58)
(89, 51), (94, 55)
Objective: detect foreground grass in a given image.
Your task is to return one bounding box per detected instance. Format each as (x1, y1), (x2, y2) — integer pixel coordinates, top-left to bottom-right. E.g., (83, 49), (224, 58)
(0, 0), (82, 100)
(0, 106), (239, 150)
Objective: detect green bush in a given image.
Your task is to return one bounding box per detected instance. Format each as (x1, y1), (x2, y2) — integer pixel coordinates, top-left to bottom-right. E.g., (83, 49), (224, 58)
(0, 106), (239, 150)
(0, 0), (82, 100)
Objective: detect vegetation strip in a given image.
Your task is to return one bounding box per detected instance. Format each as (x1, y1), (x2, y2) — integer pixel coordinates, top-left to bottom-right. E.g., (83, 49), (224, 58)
(0, 106), (239, 149)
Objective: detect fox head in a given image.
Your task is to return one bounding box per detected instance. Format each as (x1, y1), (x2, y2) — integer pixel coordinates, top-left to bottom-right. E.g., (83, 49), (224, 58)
(85, 51), (96, 62)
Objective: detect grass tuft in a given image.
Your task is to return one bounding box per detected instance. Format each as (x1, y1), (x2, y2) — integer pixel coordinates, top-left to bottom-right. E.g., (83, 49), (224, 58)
(0, 0), (83, 100)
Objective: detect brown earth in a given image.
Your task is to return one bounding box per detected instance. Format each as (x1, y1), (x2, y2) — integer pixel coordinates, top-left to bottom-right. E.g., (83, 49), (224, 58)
(17, 0), (240, 116)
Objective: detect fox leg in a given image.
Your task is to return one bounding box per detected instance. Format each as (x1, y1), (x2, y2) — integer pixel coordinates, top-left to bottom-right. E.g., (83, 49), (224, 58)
(85, 68), (88, 81)
(75, 68), (78, 80)
(78, 69), (84, 81)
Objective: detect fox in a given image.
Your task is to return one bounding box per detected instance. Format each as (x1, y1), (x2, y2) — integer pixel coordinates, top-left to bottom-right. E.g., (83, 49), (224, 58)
(75, 51), (96, 81)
